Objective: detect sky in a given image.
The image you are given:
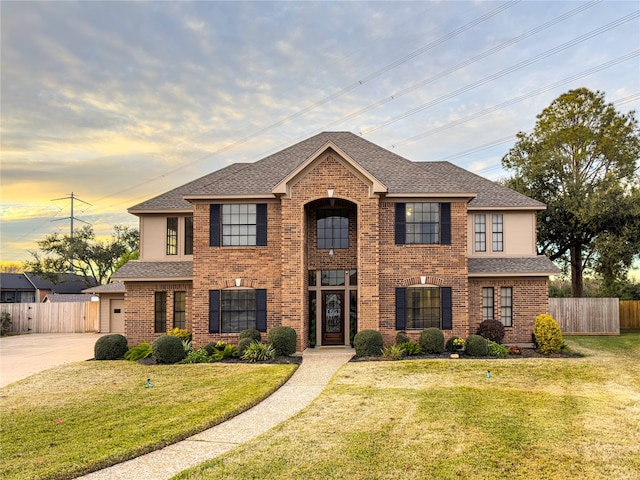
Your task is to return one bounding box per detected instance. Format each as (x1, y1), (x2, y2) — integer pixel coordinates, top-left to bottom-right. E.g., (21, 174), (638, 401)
(1, 0), (639, 264)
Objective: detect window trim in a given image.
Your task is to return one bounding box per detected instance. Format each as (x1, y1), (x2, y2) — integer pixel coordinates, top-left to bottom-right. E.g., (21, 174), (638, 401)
(482, 287), (494, 321)
(492, 214), (504, 252)
(500, 286), (513, 327)
(154, 292), (167, 333)
(173, 291), (186, 329)
(475, 214), (486, 252)
(166, 217), (178, 255)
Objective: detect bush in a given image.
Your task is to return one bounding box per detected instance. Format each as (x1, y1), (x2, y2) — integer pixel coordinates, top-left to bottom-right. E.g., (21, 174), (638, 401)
(509, 345), (523, 355)
(476, 320), (506, 344)
(181, 348), (212, 364)
(395, 331), (410, 345)
(152, 335), (187, 364)
(419, 328), (445, 354)
(211, 344), (238, 361)
(267, 326), (297, 356)
(1, 312), (12, 336)
(168, 328), (192, 342)
(241, 342), (276, 362)
(124, 342), (152, 361)
(465, 334), (488, 356)
(94, 334), (128, 360)
(381, 344), (405, 360)
(239, 329), (262, 343)
(398, 340), (422, 356)
(445, 336), (463, 352)
(487, 340), (508, 358)
(237, 338), (254, 357)
(353, 330), (383, 357)
(533, 313), (564, 354)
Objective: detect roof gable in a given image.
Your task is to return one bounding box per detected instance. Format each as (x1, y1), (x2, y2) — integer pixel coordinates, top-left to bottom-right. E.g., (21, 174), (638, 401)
(272, 141), (387, 197)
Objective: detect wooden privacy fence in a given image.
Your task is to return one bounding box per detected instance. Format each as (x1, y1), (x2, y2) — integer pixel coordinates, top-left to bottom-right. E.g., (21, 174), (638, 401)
(1, 302), (99, 333)
(549, 298), (619, 335)
(620, 300), (640, 329)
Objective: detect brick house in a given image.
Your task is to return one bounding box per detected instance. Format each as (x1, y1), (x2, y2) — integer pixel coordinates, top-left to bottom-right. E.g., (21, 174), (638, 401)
(113, 132), (559, 350)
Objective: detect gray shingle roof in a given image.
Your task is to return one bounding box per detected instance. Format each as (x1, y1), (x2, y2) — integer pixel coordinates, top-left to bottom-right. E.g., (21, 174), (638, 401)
(44, 293), (94, 303)
(468, 257), (560, 276)
(129, 132), (544, 212)
(112, 261), (193, 280)
(0, 273), (35, 291)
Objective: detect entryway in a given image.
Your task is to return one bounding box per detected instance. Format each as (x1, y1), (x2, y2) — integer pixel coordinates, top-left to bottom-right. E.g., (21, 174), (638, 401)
(322, 291), (344, 345)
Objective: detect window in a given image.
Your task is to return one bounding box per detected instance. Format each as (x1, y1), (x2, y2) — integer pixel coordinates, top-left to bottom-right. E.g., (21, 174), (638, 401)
(492, 214), (504, 252)
(154, 292), (167, 333)
(395, 203), (451, 245)
(406, 287), (441, 329)
(209, 289), (267, 333)
(173, 291), (186, 329)
(482, 287), (494, 321)
(500, 287), (513, 327)
(396, 286), (452, 330)
(210, 204), (267, 247)
(166, 217), (178, 255)
(475, 214), (486, 252)
(321, 270), (345, 286)
(317, 208), (349, 249)
(184, 216), (193, 255)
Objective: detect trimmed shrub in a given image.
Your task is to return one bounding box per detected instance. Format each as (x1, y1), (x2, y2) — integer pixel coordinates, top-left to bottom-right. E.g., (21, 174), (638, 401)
(152, 335), (187, 364)
(398, 340), (422, 356)
(533, 313), (564, 354)
(465, 334), (488, 356)
(419, 328), (445, 354)
(487, 340), (508, 358)
(382, 344), (405, 360)
(476, 320), (506, 344)
(242, 342), (276, 362)
(239, 328), (262, 343)
(267, 326), (297, 356)
(395, 331), (410, 345)
(237, 338), (254, 357)
(211, 344), (238, 361)
(354, 330), (384, 357)
(167, 328), (192, 342)
(94, 334), (128, 360)
(124, 342), (152, 361)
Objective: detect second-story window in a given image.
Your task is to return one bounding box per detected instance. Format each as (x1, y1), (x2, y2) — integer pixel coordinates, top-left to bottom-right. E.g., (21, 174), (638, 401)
(395, 202), (451, 245)
(475, 214), (486, 252)
(492, 214), (504, 252)
(317, 208), (349, 249)
(184, 216), (193, 255)
(166, 217), (178, 255)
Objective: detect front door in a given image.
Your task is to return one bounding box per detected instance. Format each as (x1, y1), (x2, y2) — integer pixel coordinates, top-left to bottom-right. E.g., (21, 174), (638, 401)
(322, 291), (344, 345)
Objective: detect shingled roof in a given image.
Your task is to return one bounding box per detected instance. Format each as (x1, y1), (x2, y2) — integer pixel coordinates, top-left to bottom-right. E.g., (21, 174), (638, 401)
(112, 261), (193, 281)
(468, 257), (560, 276)
(129, 131), (544, 212)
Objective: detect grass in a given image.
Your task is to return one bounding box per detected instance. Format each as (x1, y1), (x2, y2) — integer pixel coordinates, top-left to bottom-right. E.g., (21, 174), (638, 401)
(0, 361), (297, 480)
(175, 332), (640, 480)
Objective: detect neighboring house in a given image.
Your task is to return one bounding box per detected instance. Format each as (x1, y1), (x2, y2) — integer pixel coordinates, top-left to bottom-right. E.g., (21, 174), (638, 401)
(0, 273), (37, 303)
(113, 131), (559, 350)
(43, 293), (94, 303)
(82, 282), (126, 334)
(0, 273), (99, 303)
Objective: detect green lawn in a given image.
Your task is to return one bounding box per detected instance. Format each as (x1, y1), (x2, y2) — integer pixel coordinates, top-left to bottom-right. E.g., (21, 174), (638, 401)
(0, 361), (297, 480)
(176, 333), (640, 480)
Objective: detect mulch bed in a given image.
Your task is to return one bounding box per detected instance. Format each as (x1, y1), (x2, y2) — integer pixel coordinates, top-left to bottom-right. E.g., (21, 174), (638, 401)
(350, 349), (583, 362)
(136, 355), (303, 366)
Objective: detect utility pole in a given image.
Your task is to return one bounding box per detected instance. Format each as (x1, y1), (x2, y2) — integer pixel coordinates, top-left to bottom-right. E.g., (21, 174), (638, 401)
(52, 192), (91, 271)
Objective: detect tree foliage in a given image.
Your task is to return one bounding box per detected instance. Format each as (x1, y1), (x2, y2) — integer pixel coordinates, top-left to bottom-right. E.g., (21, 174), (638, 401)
(502, 88), (640, 297)
(24, 225), (138, 285)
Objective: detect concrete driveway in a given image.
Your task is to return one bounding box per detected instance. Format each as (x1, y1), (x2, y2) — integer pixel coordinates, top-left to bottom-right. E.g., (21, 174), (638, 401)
(0, 333), (106, 388)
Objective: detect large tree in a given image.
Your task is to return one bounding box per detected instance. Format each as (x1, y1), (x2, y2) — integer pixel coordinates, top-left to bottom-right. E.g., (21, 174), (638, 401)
(25, 225), (139, 285)
(502, 88), (640, 297)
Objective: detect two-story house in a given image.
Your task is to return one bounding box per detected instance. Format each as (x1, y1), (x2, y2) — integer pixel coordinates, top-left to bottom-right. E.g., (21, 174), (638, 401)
(113, 132), (559, 350)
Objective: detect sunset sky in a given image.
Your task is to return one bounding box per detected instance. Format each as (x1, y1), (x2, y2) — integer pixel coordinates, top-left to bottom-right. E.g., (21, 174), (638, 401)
(1, 1), (639, 264)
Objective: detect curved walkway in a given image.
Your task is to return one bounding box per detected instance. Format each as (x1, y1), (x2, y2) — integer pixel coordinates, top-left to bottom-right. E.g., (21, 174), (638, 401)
(78, 348), (354, 480)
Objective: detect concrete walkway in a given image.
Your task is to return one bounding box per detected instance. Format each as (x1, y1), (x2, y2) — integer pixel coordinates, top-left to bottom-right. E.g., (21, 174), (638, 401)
(78, 347), (354, 480)
(0, 333), (106, 388)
